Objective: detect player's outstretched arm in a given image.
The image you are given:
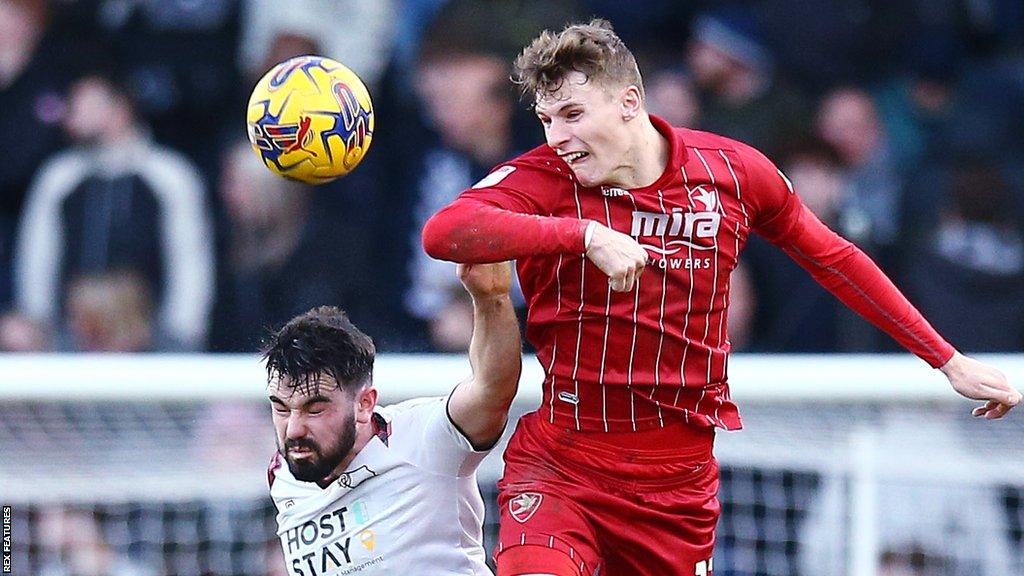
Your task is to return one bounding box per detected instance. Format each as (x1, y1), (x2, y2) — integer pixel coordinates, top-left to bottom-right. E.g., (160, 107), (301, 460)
(447, 262), (522, 449)
(940, 352), (1021, 419)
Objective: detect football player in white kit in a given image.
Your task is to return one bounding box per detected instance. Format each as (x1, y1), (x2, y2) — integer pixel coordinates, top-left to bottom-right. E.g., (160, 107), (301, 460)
(264, 262), (520, 576)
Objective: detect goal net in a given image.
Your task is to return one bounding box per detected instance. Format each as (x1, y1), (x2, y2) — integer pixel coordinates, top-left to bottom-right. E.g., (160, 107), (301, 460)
(2, 353), (1022, 576)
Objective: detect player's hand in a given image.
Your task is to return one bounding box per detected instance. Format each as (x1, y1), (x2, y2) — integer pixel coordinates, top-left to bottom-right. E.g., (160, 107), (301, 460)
(940, 352), (1021, 419)
(585, 223), (649, 292)
(458, 262), (513, 300)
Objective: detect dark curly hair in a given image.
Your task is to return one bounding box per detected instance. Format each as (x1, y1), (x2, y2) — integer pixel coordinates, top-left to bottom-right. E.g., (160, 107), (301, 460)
(261, 306), (375, 396)
(513, 19), (644, 100)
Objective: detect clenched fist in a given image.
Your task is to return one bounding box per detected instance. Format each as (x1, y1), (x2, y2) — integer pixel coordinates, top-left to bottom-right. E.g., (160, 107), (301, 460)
(585, 222), (649, 292)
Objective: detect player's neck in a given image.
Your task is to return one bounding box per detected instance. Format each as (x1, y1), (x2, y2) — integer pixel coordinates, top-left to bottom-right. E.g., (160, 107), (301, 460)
(614, 114), (669, 189)
(317, 424), (375, 488)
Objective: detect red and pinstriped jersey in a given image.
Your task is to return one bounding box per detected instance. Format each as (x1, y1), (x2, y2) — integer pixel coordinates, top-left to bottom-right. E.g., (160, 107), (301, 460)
(423, 115), (955, 433)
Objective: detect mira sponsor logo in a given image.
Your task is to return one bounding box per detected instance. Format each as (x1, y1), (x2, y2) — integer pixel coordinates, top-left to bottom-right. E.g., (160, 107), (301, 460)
(630, 209), (720, 245)
(631, 185), (723, 255)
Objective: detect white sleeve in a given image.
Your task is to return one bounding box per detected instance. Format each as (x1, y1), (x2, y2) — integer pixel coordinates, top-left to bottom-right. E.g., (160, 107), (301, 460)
(381, 397), (490, 478)
(15, 153), (88, 324)
(137, 149), (215, 350)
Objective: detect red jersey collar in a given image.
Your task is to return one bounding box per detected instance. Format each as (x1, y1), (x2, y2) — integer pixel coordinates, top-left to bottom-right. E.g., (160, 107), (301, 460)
(642, 114), (689, 192)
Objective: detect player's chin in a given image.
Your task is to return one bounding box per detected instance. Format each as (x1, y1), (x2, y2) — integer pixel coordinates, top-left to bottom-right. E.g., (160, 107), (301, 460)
(574, 160), (613, 188)
(288, 458), (329, 482)
(572, 168), (601, 188)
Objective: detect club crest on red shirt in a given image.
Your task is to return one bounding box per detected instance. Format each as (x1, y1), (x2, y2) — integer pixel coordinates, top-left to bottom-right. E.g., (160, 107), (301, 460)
(509, 492), (543, 523)
(688, 184), (720, 212)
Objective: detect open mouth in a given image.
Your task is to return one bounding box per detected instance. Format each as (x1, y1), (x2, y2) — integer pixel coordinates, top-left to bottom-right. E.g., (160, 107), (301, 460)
(561, 151), (589, 165)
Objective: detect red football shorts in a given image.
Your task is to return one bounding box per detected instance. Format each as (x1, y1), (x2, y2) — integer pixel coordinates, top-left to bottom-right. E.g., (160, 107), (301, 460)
(495, 411), (719, 576)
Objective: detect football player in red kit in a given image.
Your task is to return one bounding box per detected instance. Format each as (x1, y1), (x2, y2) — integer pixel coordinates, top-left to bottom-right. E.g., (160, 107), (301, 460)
(422, 19), (1020, 576)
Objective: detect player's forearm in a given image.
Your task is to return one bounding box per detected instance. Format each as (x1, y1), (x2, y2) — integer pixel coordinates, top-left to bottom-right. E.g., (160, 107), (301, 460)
(803, 248), (951, 365)
(467, 294), (522, 409)
(769, 204), (953, 366)
(423, 199), (588, 263)
(781, 209), (954, 367)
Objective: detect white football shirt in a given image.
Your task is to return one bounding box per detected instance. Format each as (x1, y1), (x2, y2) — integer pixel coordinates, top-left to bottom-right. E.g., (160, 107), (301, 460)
(269, 396), (494, 575)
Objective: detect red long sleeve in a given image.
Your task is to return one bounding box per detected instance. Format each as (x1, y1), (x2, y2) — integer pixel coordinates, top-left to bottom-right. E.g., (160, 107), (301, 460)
(736, 138), (955, 368)
(422, 197), (589, 263)
(768, 203), (955, 368)
(422, 157), (591, 262)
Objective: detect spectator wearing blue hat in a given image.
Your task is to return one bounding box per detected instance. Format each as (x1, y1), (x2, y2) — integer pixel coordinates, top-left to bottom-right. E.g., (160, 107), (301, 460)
(686, 8), (811, 158)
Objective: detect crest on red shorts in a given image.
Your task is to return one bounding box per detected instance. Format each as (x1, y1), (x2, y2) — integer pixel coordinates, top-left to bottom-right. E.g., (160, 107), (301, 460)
(509, 492), (543, 524)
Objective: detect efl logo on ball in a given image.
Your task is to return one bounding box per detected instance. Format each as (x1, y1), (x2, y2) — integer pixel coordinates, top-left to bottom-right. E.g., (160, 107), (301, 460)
(246, 55), (374, 184)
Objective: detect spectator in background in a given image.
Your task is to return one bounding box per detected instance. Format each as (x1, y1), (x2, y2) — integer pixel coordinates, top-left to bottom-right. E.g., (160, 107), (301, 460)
(210, 141), (310, 351)
(725, 262), (756, 351)
(743, 139), (850, 352)
(644, 67), (701, 129)
(0, 312), (49, 352)
(878, 545), (951, 576)
(210, 141), (381, 352)
(372, 0), (584, 350)
(221, 22), (392, 352)
(402, 10), (526, 350)
(903, 160), (1024, 352)
(816, 87), (904, 265)
(0, 0), (70, 310)
(64, 270), (154, 352)
(874, 39), (963, 171)
(686, 8), (810, 157)
(15, 66), (214, 351)
(239, 0), (394, 90)
(78, 0), (243, 184)
(37, 506), (156, 576)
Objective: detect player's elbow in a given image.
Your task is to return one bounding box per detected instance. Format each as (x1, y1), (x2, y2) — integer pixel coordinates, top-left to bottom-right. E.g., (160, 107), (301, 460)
(421, 209), (462, 261)
(815, 239), (859, 268)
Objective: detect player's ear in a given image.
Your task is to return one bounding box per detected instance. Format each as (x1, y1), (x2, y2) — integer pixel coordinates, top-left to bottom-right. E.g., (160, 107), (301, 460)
(355, 386), (377, 424)
(620, 85), (642, 121)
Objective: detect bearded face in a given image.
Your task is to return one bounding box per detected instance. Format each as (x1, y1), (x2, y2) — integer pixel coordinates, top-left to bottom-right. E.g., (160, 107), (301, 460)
(269, 378), (359, 483)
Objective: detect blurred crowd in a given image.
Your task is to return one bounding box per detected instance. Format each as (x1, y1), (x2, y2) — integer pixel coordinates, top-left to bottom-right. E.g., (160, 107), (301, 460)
(1, 0), (1022, 355)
